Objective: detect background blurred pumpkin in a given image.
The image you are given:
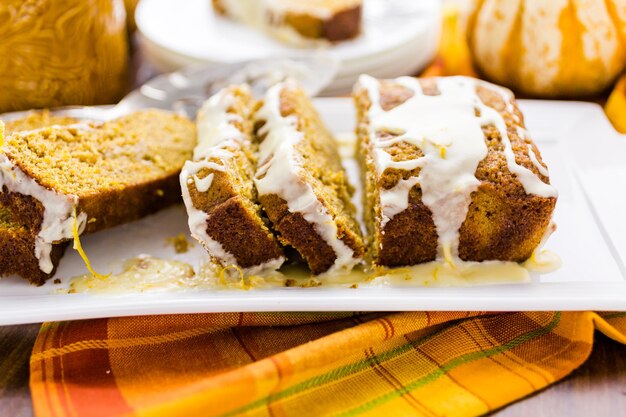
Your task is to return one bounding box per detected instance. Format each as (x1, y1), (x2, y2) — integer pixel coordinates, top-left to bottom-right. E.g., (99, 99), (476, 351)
(125, 0), (140, 32)
(467, 0), (626, 98)
(0, 0), (129, 113)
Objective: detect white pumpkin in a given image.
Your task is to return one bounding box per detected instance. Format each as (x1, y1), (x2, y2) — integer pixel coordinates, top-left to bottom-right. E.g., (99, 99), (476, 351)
(467, 0), (626, 97)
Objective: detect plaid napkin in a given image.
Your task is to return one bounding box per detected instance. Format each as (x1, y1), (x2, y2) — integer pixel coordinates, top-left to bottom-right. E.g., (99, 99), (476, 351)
(29, 312), (626, 417)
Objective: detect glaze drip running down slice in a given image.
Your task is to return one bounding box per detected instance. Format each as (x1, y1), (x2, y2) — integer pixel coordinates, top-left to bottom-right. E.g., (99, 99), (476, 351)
(354, 75), (557, 267)
(181, 85), (285, 273)
(0, 110), (196, 285)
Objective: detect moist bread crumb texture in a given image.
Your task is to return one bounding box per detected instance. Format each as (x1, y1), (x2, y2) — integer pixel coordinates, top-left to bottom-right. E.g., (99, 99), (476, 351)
(181, 85), (284, 271)
(0, 110), (196, 285)
(354, 75), (557, 268)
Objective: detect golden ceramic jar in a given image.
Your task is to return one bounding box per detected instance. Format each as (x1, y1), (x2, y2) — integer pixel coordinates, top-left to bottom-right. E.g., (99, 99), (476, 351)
(0, 0), (129, 113)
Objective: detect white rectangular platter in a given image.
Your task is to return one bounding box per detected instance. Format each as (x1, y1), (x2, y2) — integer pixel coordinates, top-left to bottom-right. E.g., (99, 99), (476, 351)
(1, 98), (626, 325)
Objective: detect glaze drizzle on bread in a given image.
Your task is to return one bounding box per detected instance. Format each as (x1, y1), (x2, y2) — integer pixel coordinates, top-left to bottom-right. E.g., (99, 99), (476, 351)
(180, 85), (285, 272)
(354, 75), (557, 267)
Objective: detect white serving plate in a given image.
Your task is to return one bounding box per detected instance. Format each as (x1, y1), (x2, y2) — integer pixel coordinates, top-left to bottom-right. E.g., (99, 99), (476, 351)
(135, 0), (440, 95)
(1, 98), (625, 325)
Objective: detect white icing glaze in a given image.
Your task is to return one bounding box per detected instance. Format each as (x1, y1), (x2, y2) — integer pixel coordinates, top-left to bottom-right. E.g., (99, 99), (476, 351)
(0, 152), (87, 274)
(193, 173), (214, 193)
(527, 144), (549, 177)
(180, 171), (238, 266)
(254, 81), (359, 273)
(358, 74), (557, 260)
(195, 91), (244, 159)
(181, 86), (285, 272)
(181, 88), (242, 268)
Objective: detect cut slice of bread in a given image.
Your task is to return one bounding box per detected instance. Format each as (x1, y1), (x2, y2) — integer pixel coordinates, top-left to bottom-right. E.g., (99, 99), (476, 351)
(212, 0), (362, 44)
(0, 110), (196, 285)
(254, 80), (365, 274)
(354, 75), (557, 267)
(181, 85), (284, 272)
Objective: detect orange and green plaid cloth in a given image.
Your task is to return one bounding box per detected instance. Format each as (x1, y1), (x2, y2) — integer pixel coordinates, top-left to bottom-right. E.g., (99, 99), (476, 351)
(30, 311), (626, 417)
(28, 6), (626, 417)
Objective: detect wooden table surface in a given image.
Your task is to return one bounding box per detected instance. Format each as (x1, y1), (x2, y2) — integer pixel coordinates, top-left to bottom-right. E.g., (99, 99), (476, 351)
(1, 323), (625, 417)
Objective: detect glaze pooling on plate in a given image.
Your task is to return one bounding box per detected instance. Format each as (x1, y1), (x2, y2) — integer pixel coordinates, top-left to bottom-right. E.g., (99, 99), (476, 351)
(358, 74), (558, 262)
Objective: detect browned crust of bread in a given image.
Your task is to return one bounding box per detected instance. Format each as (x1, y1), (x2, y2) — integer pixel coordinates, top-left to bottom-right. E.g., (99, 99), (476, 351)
(259, 193), (363, 274)
(281, 5), (361, 42)
(78, 175), (182, 234)
(0, 192), (68, 285)
(0, 228), (68, 286)
(212, 0), (361, 42)
(185, 159), (285, 269)
(355, 77), (557, 267)
(205, 197), (284, 268)
(0, 171), (183, 285)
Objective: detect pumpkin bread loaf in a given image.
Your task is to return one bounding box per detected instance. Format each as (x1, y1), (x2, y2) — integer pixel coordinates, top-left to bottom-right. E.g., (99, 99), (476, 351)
(255, 80), (365, 274)
(212, 0), (362, 44)
(0, 110), (196, 285)
(180, 85), (284, 272)
(354, 75), (557, 268)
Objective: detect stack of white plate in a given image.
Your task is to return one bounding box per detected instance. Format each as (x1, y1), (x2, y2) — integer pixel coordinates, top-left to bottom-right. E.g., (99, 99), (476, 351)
(136, 0), (441, 95)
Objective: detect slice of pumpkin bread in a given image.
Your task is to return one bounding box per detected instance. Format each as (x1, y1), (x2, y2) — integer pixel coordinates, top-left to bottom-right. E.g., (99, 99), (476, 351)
(180, 85), (284, 272)
(354, 75), (557, 268)
(254, 80), (365, 274)
(0, 110), (195, 285)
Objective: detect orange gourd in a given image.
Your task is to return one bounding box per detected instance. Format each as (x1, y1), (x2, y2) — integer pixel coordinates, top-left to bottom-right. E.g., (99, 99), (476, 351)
(467, 0), (626, 97)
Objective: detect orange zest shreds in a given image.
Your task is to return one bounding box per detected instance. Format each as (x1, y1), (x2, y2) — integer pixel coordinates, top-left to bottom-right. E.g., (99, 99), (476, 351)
(442, 243), (456, 269)
(219, 264), (247, 289)
(72, 206), (110, 280)
(0, 120), (5, 148)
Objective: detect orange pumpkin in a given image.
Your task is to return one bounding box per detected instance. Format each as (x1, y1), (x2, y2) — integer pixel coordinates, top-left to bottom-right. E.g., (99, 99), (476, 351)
(467, 0), (626, 97)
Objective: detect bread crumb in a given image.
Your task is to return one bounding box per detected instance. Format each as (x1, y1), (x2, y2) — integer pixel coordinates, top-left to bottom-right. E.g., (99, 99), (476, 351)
(284, 279), (296, 287)
(165, 233), (194, 254)
(350, 283), (358, 289)
(53, 278), (61, 284)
